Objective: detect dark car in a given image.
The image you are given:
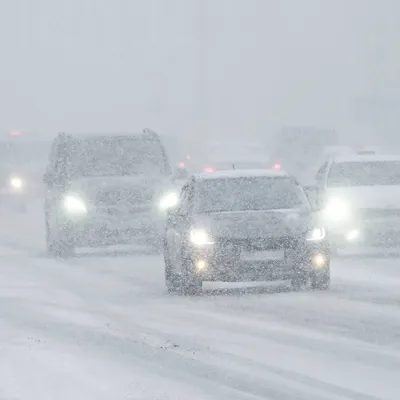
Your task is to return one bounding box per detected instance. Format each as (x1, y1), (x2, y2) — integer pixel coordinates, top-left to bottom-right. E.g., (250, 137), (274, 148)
(164, 169), (330, 295)
(44, 129), (184, 257)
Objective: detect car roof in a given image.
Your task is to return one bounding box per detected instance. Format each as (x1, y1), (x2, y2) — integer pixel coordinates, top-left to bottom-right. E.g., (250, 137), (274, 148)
(195, 169), (290, 181)
(333, 154), (400, 163)
(63, 132), (154, 140)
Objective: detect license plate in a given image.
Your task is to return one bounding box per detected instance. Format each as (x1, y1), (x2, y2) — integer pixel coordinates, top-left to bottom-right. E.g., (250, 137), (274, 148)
(107, 215), (150, 230)
(241, 249), (284, 261)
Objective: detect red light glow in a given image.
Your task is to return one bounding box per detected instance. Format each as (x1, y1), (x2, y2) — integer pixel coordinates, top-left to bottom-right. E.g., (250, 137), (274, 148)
(178, 161), (185, 168)
(10, 130), (21, 136)
(203, 167), (214, 173)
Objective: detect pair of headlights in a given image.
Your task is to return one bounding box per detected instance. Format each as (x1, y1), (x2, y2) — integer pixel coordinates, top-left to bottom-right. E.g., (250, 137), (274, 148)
(189, 227), (326, 246)
(62, 191), (180, 214)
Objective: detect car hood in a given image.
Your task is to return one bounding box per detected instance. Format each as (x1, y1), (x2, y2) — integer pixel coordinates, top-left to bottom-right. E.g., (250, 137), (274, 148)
(193, 209), (316, 239)
(326, 186), (400, 209)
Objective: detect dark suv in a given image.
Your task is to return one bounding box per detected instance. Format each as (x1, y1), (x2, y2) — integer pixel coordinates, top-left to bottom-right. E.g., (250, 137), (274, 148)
(44, 129), (182, 257)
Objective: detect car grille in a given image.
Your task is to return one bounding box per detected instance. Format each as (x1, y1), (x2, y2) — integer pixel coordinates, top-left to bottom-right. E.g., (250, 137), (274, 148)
(95, 187), (153, 207)
(216, 236), (296, 251)
(359, 208), (400, 219)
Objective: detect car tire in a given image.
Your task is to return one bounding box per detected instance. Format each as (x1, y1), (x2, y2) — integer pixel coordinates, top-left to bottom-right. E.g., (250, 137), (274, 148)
(46, 222), (75, 258)
(290, 269), (310, 291)
(311, 268), (331, 290)
(179, 247), (202, 296)
(164, 242), (180, 293)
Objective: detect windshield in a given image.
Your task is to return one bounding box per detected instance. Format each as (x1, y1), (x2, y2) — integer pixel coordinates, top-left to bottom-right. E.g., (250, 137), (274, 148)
(195, 177), (308, 212)
(68, 136), (170, 177)
(327, 161), (400, 187)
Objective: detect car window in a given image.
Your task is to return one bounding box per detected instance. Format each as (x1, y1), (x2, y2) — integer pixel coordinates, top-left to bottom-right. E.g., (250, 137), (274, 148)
(327, 161), (400, 187)
(195, 176), (308, 213)
(67, 136), (169, 177)
(177, 184), (192, 214)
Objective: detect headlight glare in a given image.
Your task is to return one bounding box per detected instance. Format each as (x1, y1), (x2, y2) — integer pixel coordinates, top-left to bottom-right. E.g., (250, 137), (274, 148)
(190, 229), (214, 246)
(306, 227), (326, 241)
(10, 177), (23, 189)
(63, 195), (87, 214)
(159, 191), (179, 210)
(324, 197), (351, 222)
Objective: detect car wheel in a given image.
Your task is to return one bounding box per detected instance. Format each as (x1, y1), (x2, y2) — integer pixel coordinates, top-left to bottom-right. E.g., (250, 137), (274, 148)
(46, 224), (75, 258)
(164, 242), (180, 293)
(179, 247), (202, 296)
(311, 268), (331, 290)
(290, 270), (310, 291)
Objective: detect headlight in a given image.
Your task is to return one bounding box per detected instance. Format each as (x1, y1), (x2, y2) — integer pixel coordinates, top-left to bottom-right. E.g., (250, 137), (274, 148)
(189, 229), (215, 246)
(324, 197), (351, 222)
(63, 195), (87, 214)
(306, 227), (326, 241)
(159, 191), (179, 210)
(10, 177), (23, 189)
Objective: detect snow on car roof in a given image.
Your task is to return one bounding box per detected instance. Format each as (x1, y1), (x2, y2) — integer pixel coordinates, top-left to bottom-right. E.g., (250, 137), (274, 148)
(333, 154), (400, 163)
(67, 132), (147, 139)
(195, 169), (290, 180)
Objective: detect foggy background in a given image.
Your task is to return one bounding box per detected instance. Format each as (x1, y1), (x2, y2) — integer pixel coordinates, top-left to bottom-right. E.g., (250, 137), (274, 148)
(0, 0), (398, 143)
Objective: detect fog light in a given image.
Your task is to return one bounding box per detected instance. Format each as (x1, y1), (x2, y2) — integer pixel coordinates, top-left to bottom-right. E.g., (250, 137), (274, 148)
(346, 229), (360, 241)
(311, 253), (327, 268)
(196, 260), (207, 270)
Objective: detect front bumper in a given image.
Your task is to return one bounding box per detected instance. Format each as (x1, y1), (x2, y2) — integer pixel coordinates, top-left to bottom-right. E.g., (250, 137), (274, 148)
(186, 238), (329, 282)
(61, 209), (168, 247)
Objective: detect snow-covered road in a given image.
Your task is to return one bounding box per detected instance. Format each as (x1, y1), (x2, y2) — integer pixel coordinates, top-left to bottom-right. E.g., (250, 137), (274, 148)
(0, 206), (399, 399)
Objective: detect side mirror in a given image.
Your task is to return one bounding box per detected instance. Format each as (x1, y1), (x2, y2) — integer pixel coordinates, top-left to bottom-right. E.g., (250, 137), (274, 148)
(173, 167), (189, 181)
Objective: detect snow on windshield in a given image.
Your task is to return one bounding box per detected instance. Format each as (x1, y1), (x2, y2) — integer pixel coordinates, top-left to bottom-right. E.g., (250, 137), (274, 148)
(68, 136), (168, 177)
(327, 161), (400, 187)
(195, 177), (307, 212)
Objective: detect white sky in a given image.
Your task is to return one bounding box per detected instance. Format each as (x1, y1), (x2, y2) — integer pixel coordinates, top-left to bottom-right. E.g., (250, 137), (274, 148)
(0, 0), (398, 142)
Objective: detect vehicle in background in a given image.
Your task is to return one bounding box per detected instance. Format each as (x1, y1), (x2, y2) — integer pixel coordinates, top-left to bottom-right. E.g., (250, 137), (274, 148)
(0, 130), (52, 212)
(310, 152), (400, 249)
(164, 169), (330, 295)
(44, 129), (182, 257)
(159, 134), (194, 175)
(201, 160), (272, 172)
(199, 140), (271, 173)
(270, 126), (339, 184)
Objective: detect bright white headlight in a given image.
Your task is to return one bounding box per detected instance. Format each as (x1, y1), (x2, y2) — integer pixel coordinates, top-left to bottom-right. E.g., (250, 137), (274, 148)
(63, 195), (87, 214)
(189, 229), (215, 246)
(324, 197), (351, 222)
(159, 191), (179, 210)
(10, 177), (23, 189)
(306, 227), (326, 241)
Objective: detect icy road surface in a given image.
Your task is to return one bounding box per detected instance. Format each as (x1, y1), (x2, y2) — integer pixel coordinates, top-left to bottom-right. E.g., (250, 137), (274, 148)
(0, 205), (400, 399)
